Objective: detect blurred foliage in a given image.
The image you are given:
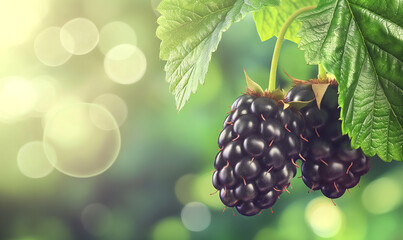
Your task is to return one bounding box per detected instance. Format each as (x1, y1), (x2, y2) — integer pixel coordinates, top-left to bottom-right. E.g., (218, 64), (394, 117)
(0, 0), (402, 240)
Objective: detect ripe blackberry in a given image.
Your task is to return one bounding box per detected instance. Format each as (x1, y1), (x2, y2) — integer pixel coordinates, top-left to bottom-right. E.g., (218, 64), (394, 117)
(212, 94), (304, 216)
(286, 84), (370, 199)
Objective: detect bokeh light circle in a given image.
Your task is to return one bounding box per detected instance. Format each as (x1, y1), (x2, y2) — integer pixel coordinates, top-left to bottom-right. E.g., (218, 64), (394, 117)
(93, 94), (128, 128)
(0, 76), (38, 122)
(98, 21), (137, 55)
(41, 94), (83, 128)
(175, 174), (196, 204)
(43, 103), (121, 178)
(305, 197), (343, 238)
(0, 0), (49, 47)
(34, 27), (72, 66)
(81, 203), (113, 236)
(82, 0), (122, 25)
(362, 177), (402, 214)
(17, 141), (54, 178)
(32, 75), (58, 114)
(191, 172), (222, 210)
(60, 18), (99, 55)
(152, 217), (189, 240)
(181, 202), (211, 232)
(104, 44), (147, 84)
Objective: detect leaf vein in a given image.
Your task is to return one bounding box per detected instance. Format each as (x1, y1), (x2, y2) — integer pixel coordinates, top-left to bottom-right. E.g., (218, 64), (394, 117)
(349, 2), (402, 28)
(365, 39), (403, 64)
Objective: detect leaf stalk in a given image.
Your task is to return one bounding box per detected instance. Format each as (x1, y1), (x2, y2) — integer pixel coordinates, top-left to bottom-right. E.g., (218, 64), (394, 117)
(318, 64), (327, 82)
(268, 5), (316, 92)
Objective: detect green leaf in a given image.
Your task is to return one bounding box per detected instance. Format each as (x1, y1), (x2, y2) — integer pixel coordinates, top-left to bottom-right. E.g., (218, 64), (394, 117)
(253, 0), (318, 43)
(298, 0), (403, 162)
(156, 0), (279, 110)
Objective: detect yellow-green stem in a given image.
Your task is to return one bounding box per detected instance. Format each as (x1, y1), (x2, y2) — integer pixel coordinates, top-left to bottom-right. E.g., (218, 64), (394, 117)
(318, 64), (327, 82)
(268, 5), (316, 92)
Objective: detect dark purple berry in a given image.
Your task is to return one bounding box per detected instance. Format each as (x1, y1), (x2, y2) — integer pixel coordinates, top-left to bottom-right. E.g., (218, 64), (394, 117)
(255, 171), (275, 192)
(235, 95), (254, 108)
(283, 134), (302, 156)
(231, 105), (250, 121)
(301, 162), (321, 182)
(233, 115), (259, 136)
(218, 166), (237, 188)
(235, 183), (258, 202)
(338, 140), (360, 162)
(263, 143), (286, 170)
(236, 201), (261, 216)
(278, 108), (304, 135)
(321, 183), (345, 199)
(310, 139), (332, 160)
(243, 135), (267, 157)
(322, 121), (343, 141)
(212, 171), (221, 189)
(260, 119), (285, 141)
(274, 163), (297, 186)
(285, 85), (315, 103)
(214, 152), (226, 170)
(234, 157), (260, 180)
(223, 114), (232, 128)
(321, 86), (338, 110)
(302, 176), (320, 191)
(338, 172), (360, 189)
(218, 126), (235, 148)
(220, 188), (237, 207)
(351, 154), (370, 175)
(213, 94), (303, 215)
(319, 158), (346, 182)
(222, 140), (243, 165)
(251, 97), (278, 118)
(287, 84), (370, 199)
(254, 190), (278, 209)
(303, 108), (328, 128)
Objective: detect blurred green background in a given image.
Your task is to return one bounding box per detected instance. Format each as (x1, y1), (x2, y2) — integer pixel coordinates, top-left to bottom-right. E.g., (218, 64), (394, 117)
(0, 0), (402, 239)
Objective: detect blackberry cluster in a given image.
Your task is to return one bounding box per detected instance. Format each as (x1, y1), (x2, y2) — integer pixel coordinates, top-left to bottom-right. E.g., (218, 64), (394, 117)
(286, 84), (370, 199)
(212, 94), (304, 216)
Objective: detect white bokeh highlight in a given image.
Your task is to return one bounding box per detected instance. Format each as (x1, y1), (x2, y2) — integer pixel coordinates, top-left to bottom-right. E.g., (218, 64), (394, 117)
(98, 21), (137, 55)
(60, 18), (99, 55)
(41, 94), (83, 128)
(17, 141), (54, 178)
(0, 0), (49, 47)
(32, 75), (59, 114)
(305, 197), (343, 238)
(181, 202), (211, 232)
(43, 103), (121, 178)
(362, 177), (402, 214)
(0, 76), (38, 122)
(93, 93), (128, 128)
(104, 44), (147, 84)
(34, 27), (72, 66)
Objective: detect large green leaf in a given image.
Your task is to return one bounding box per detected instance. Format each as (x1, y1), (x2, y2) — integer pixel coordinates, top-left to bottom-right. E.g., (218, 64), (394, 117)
(298, 0), (403, 161)
(253, 0), (318, 43)
(156, 0), (279, 110)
